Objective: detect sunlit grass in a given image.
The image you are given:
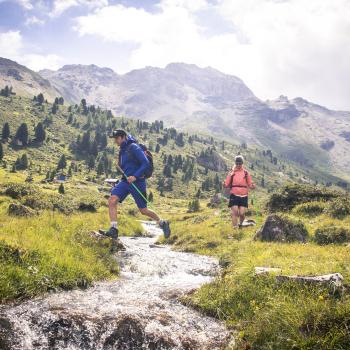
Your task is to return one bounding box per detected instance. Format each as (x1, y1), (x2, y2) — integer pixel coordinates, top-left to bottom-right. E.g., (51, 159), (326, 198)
(167, 202), (350, 350)
(0, 204), (143, 303)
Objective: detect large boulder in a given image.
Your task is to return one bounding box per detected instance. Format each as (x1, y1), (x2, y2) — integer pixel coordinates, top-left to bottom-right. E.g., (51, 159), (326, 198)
(255, 214), (308, 243)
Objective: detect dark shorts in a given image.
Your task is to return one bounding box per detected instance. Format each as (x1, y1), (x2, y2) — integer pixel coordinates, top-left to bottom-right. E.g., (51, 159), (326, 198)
(228, 194), (248, 208)
(111, 179), (147, 209)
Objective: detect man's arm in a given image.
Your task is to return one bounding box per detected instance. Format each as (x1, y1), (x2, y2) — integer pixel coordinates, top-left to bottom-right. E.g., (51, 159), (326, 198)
(129, 144), (150, 178)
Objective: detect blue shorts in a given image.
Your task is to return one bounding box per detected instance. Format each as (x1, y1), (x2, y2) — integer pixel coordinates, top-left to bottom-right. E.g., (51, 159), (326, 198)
(110, 179), (147, 209)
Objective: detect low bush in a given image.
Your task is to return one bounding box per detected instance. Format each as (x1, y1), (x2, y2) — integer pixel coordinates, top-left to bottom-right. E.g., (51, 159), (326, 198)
(293, 201), (327, 217)
(267, 184), (340, 212)
(325, 197), (350, 219)
(314, 226), (350, 245)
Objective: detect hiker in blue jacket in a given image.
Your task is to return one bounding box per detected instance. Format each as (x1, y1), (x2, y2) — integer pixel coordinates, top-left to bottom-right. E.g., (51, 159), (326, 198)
(104, 129), (171, 241)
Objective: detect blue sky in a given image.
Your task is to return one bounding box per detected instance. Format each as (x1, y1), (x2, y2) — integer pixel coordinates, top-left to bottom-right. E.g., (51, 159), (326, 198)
(0, 0), (350, 110)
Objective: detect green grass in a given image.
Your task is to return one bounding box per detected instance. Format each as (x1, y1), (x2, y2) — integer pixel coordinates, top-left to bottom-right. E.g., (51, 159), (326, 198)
(0, 184), (143, 303)
(165, 200), (350, 350)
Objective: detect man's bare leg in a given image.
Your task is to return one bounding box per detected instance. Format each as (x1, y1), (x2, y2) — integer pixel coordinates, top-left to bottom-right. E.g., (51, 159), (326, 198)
(108, 195), (119, 223)
(139, 207), (160, 223)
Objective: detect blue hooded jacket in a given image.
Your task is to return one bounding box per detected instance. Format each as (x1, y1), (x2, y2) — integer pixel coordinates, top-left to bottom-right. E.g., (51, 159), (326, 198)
(119, 135), (150, 179)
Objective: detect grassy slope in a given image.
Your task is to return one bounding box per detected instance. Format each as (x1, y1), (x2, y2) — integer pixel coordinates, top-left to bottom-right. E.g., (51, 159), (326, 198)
(0, 167), (143, 303)
(163, 194), (350, 349)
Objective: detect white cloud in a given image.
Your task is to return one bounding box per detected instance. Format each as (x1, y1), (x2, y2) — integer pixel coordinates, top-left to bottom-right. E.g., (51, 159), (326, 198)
(0, 30), (22, 57)
(73, 0), (350, 109)
(0, 30), (62, 71)
(15, 0), (33, 10)
(49, 0), (108, 17)
(25, 15), (45, 26)
(0, 0), (34, 10)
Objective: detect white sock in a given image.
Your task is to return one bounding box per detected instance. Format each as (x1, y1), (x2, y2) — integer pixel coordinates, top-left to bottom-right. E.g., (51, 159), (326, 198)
(111, 221), (118, 228)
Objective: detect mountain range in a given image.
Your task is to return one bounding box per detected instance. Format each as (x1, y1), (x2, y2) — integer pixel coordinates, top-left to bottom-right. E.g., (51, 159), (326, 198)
(1, 57), (349, 178)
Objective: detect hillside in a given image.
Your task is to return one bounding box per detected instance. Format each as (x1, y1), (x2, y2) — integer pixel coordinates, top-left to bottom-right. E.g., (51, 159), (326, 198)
(0, 92), (347, 204)
(0, 58), (60, 102)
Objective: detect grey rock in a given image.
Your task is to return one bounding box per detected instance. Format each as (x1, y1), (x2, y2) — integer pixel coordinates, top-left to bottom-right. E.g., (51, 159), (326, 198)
(255, 214), (308, 243)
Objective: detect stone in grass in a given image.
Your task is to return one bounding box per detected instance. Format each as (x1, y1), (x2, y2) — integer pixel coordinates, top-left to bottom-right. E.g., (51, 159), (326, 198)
(255, 267), (282, 275)
(276, 273), (343, 288)
(8, 203), (36, 217)
(254, 214), (308, 243)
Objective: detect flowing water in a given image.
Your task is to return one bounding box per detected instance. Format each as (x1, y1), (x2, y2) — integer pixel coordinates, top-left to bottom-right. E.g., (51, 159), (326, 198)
(0, 222), (230, 349)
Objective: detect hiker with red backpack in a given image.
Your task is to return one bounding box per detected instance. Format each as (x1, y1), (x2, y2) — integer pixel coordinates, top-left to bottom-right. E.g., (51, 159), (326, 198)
(102, 129), (171, 244)
(224, 155), (256, 229)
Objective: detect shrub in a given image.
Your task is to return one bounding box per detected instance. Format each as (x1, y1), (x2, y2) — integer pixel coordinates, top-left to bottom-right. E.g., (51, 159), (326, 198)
(267, 184), (340, 212)
(292, 201), (327, 217)
(325, 197), (350, 219)
(314, 226), (350, 245)
(2, 183), (39, 199)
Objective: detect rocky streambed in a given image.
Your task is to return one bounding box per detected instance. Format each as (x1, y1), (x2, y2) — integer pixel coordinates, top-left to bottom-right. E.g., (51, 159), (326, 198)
(0, 222), (230, 349)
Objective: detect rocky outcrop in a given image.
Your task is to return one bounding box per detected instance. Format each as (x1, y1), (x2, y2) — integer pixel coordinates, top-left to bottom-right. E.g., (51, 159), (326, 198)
(197, 149), (228, 172)
(255, 214), (308, 243)
(8, 203), (36, 217)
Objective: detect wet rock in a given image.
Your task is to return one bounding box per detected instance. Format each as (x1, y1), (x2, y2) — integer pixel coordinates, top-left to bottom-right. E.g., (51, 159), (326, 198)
(254, 214), (308, 243)
(103, 316), (145, 350)
(8, 203), (36, 217)
(0, 318), (14, 350)
(45, 316), (93, 349)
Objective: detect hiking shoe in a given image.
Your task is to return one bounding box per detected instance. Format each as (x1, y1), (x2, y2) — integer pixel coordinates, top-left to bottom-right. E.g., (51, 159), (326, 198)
(101, 227), (118, 240)
(159, 220), (171, 239)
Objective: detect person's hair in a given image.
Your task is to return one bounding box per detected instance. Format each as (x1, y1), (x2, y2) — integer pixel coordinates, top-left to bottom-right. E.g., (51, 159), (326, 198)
(235, 155), (244, 164)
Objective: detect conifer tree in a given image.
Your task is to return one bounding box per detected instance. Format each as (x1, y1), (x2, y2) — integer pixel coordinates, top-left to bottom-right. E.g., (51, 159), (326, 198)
(2, 122), (10, 141)
(58, 183), (65, 194)
(37, 93), (44, 105)
(0, 142), (3, 161)
(15, 123), (29, 146)
(57, 154), (67, 170)
(34, 122), (46, 143)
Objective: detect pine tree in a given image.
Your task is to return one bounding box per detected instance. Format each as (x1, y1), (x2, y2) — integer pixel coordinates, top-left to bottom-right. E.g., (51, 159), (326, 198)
(34, 122), (46, 143)
(51, 103), (58, 114)
(97, 159), (105, 175)
(15, 123), (29, 146)
(0, 142), (3, 161)
(2, 122), (10, 141)
(18, 154), (28, 169)
(58, 183), (65, 194)
(87, 155), (95, 170)
(100, 134), (108, 149)
(90, 140), (98, 157)
(155, 144), (160, 153)
(58, 97), (64, 105)
(37, 93), (44, 105)
(163, 164), (172, 177)
(57, 154), (67, 170)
